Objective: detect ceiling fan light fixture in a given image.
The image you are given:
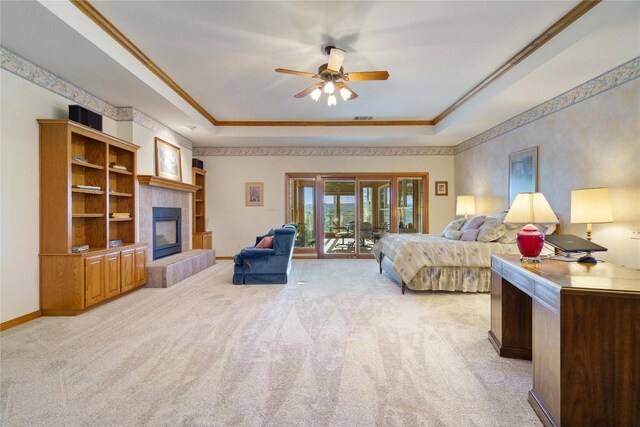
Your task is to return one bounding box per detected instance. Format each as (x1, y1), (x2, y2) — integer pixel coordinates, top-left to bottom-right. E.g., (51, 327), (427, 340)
(340, 87), (352, 101)
(310, 88), (322, 101)
(323, 81), (335, 95)
(327, 95), (337, 106)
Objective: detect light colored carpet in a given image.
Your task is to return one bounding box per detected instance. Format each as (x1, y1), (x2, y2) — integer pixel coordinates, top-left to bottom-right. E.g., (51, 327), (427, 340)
(1, 259), (541, 426)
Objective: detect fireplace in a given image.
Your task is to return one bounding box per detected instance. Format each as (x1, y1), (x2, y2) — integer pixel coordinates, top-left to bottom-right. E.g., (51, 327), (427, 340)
(152, 207), (182, 259)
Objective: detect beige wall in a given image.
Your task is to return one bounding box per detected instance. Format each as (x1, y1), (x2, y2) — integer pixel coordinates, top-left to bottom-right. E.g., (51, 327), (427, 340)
(455, 79), (640, 268)
(0, 69), (193, 323)
(201, 155), (456, 256)
(0, 70), (113, 322)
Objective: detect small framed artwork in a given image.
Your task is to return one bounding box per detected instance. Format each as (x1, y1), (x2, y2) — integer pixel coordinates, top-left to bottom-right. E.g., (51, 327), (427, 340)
(155, 138), (182, 181)
(435, 181), (448, 196)
(509, 146), (538, 206)
(245, 182), (264, 207)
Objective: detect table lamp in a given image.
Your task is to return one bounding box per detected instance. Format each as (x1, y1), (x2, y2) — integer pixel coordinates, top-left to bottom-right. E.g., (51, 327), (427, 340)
(504, 192), (559, 262)
(456, 195), (476, 219)
(571, 187), (613, 241)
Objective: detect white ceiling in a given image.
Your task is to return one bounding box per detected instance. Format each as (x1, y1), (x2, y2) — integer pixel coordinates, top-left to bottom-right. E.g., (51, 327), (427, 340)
(1, 1), (639, 147)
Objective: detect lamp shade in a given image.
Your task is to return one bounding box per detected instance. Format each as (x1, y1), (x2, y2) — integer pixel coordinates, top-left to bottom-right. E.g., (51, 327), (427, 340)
(504, 192), (559, 224)
(571, 187), (613, 224)
(456, 196), (476, 217)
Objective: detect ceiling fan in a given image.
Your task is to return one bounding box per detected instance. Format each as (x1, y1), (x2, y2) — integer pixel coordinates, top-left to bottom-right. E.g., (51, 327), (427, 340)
(275, 46), (389, 106)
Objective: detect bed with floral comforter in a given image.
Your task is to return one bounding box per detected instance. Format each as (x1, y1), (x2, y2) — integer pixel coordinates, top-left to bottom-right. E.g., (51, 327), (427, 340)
(371, 233), (520, 293)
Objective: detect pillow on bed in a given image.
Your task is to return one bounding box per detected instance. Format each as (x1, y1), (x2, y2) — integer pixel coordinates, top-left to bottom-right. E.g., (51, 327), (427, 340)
(460, 215), (485, 232)
(477, 221), (507, 242)
(498, 224), (520, 244)
(444, 230), (463, 240)
(442, 218), (466, 235)
(460, 228), (481, 241)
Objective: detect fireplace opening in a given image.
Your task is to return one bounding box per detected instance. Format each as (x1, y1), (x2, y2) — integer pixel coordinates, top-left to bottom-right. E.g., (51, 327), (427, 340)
(152, 207), (182, 259)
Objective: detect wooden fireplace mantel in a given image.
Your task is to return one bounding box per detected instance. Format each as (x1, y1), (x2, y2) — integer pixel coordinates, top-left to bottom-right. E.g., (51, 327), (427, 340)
(137, 175), (199, 193)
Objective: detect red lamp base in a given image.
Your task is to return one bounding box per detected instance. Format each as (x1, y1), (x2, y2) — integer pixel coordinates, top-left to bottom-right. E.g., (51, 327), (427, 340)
(516, 224), (545, 263)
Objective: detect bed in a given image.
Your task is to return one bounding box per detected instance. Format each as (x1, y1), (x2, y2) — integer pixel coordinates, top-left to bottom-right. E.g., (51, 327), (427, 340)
(371, 232), (520, 294)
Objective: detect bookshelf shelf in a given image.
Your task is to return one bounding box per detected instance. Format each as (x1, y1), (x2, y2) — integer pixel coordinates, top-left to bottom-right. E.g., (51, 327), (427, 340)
(109, 191), (133, 198)
(72, 188), (105, 195)
(192, 166), (212, 249)
(109, 217), (133, 222)
(72, 213), (105, 218)
(72, 160), (105, 170)
(109, 167), (133, 175)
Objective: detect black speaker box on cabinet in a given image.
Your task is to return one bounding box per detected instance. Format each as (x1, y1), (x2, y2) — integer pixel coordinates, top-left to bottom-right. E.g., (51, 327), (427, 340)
(192, 158), (204, 169)
(69, 105), (103, 131)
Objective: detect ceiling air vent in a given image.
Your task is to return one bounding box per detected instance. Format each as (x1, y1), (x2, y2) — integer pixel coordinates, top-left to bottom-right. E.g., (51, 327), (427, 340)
(354, 116), (373, 121)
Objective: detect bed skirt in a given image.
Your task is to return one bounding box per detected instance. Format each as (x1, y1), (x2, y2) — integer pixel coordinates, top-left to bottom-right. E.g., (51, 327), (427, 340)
(380, 255), (490, 293)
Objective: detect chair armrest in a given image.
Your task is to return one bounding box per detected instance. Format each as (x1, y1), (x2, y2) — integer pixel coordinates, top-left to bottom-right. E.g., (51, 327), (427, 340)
(240, 248), (274, 258)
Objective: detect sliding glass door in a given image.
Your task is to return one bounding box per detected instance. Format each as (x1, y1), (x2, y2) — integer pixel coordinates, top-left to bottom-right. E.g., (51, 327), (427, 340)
(360, 180), (391, 254)
(289, 177), (316, 252)
(322, 180), (356, 255)
(286, 173), (428, 258)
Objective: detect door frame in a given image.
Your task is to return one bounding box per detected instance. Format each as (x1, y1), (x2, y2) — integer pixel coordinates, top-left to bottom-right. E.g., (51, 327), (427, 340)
(285, 172), (429, 259)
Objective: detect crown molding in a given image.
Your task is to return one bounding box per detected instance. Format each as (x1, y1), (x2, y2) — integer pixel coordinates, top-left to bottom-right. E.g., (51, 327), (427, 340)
(454, 56), (640, 154)
(72, 0), (600, 127)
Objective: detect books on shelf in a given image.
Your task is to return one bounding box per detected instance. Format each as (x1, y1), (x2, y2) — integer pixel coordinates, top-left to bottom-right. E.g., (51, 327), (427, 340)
(109, 239), (123, 247)
(72, 155), (88, 163)
(72, 244), (89, 253)
(110, 212), (131, 219)
(73, 184), (101, 191)
(110, 162), (129, 172)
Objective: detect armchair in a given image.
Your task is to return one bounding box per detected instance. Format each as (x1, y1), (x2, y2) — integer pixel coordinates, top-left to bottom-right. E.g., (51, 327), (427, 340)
(232, 224), (297, 284)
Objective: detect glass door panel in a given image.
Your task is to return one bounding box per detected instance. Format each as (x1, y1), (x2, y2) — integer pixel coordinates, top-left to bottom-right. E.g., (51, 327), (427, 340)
(323, 180), (356, 255)
(397, 177), (423, 233)
(360, 180), (391, 253)
(289, 178), (316, 249)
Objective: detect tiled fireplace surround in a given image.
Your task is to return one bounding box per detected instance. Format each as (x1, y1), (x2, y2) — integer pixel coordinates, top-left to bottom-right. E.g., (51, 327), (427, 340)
(139, 185), (191, 263)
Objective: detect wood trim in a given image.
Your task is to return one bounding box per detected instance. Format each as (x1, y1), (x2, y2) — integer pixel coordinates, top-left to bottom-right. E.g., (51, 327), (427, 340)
(216, 120), (433, 127)
(70, 0), (218, 126)
(137, 175), (199, 193)
(433, 0), (601, 124)
(0, 310), (41, 331)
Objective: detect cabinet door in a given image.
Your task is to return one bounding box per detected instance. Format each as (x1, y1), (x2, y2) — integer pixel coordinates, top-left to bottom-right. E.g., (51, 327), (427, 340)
(84, 255), (105, 307)
(105, 252), (121, 299)
(121, 249), (135, 292)
(135, 247), (147, 286)
(203, 232), (212, 249)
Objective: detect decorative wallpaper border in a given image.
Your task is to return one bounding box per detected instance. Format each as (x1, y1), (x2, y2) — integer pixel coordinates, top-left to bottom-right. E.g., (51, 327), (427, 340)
(455, 56), (640, 154)
(0, 47), (192, 150)
(193, 146), (455, 157)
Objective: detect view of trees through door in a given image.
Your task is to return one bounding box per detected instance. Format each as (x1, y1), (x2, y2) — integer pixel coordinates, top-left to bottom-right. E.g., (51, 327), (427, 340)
(287, 173), (427, 258)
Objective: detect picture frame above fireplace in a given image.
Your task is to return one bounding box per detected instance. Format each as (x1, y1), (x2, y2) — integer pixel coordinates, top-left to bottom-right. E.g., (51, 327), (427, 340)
(155, 137), (182, 182)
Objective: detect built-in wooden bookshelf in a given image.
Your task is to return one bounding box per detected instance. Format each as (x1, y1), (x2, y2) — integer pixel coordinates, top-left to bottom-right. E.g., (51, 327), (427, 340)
(38, 119), (147, 315)
(192, 167), (212, 249)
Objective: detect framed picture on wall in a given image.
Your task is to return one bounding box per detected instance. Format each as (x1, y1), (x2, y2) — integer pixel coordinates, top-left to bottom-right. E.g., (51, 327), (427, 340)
(509, 146), (538, 206)
(435, 181), (448, 196)
(245, 182), (264, 207)
(155, 138), (182, 182)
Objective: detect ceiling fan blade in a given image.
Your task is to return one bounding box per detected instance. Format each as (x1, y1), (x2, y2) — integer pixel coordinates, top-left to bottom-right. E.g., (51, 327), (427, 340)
(344, 71), (389, 81)
(275, 68), (317, 78)
(327, 47), (346, 72)
(337, 82), (358, 100)
(294, 83), (322, 98)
